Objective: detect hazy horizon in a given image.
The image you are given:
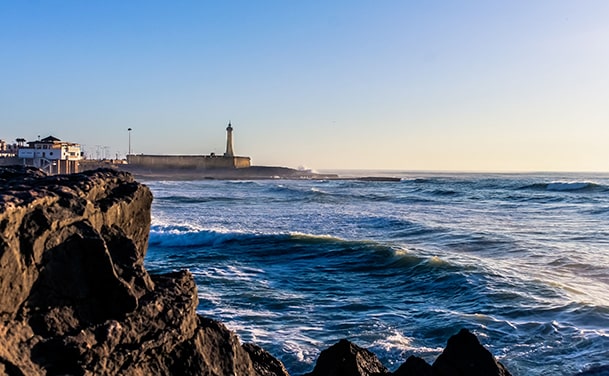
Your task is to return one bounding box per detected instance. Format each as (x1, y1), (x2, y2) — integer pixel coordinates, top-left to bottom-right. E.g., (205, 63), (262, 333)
(2, 1), (608, 172)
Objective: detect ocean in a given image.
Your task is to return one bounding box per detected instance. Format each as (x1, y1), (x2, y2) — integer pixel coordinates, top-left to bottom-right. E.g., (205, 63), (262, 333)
(142, 171), (609, 375)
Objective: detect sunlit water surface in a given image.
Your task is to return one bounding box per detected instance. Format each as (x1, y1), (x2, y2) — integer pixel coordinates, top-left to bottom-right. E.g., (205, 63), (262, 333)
(144, 171), (609, 375)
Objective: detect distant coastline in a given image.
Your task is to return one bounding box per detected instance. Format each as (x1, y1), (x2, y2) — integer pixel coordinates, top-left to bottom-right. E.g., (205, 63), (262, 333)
(117, 164), (402, 182)
(119, 164), (339, 180)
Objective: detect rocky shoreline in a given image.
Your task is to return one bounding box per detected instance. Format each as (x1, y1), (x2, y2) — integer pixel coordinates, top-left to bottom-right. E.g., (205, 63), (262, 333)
(0, 166), (513, 375)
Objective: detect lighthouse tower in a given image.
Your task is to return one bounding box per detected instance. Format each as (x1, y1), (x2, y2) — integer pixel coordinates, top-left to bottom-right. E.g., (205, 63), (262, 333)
(224, 121), (235, 157)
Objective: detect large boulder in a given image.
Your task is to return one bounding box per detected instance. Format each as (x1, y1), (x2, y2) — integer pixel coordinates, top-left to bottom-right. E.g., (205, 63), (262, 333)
(307, 330), (513, 376)
(303, 339), (389, 376)
(0, 166), (153, 328)
(0, 167), (287, 376)
(432, 329), (511, 376)
(243, 343), (290, 376)
(392, 355), (433, 376)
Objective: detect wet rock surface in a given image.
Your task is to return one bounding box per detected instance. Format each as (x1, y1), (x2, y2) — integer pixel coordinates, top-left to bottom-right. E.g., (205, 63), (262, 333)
(0, 166), (284, 376)
(303, 339), (389, 376)
(305, 329), (511, 376)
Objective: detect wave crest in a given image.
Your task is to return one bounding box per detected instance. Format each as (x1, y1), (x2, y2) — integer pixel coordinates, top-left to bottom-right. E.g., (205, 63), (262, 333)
(519, 181), (607, 192)
(149, 224), (254, 247)
(148, 223), (346, 249)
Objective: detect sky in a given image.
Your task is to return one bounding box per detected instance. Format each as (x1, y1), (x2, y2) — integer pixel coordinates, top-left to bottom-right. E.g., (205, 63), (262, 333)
(1, 1), (608, 172)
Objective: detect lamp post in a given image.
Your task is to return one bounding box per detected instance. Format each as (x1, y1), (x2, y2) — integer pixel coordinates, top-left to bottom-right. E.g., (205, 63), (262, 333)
(127, 128), (132, 157)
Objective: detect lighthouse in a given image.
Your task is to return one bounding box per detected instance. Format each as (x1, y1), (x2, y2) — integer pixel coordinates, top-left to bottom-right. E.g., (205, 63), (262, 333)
(224, 121), (234, 157)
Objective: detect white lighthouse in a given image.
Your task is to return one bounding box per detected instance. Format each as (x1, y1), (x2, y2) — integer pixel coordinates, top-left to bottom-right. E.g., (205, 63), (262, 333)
(224, 121), (235, 157)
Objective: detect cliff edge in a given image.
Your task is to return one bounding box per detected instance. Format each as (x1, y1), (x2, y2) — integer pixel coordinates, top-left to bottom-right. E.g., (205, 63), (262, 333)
(0, 166), (286, 376)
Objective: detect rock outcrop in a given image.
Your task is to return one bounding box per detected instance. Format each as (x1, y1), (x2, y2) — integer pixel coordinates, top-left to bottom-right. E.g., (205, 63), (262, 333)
(303, 339), (389, 376)
(306, 329), (511, 376)
(431, 328), (511, 376)
(0, 166), (288, 376)
(0, 166), (512, 376)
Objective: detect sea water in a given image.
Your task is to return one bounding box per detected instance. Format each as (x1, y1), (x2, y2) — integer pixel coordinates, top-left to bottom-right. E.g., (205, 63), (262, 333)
(143, 171), (609, 375)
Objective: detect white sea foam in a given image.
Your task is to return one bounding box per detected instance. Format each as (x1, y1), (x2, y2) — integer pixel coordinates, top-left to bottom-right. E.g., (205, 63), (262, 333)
(213, 318), (322, 366)
(372, 330), (413, 352)
(197, 291), (222, 306)
(427, 255), (449, 266)
(215, 307), (280, 319)
(283, 340), (318, 364)
(148, 223), (256, 248)
(546, 181), (591, 191)
(191, 266), (269, 289)
(214, 320), (275, 343)
(393, 247), (410, 256)
(276, 330), (325, 365)
(288, 231), (341, 241)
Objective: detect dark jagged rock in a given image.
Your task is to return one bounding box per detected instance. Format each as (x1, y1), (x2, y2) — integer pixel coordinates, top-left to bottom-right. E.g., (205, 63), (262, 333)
(0, 165), (47, 181)
(303, 339), (389, 376)
(307, 330), (511, 376)
(432, 328), (511, 376)
(0, 167), (288, 376)
(243, 343), (290, 376)
(1, 168), (154, 328)
(392, 355), (433, 376)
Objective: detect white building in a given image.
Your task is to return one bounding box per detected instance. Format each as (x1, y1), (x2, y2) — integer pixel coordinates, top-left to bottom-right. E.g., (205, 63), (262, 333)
(0, 139), (18, 157)
(18, 136), (83, 174)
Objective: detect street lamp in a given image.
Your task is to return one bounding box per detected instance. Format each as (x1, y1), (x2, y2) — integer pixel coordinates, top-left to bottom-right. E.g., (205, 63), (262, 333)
(127, 128), (132, 157)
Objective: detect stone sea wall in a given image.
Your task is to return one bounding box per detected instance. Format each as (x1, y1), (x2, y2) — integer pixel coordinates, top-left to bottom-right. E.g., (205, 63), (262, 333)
(0, 157), (21, 166)
(0, 166), (513, 376)
(127, 154), (251, 169)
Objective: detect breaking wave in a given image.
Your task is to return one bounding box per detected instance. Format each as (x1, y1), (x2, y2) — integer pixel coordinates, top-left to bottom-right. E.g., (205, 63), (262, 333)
(520, 181), (608, 192)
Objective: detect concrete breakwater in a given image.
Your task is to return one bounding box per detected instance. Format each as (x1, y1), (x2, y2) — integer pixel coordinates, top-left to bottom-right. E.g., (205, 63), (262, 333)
(127, 154), (252, 170)
(120, 164), (340, 180)
(0, 166), (513, 375)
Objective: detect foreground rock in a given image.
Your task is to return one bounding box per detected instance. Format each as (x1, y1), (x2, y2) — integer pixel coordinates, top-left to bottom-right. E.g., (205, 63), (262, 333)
(431, 328), (511, 376)
(304, 339), (389, 376)
(307, 329), (511, 376)
(0, 166), (288, 376)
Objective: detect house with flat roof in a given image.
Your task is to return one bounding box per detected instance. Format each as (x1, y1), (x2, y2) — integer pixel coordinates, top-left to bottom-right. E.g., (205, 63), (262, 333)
(18, 136), (83, 174)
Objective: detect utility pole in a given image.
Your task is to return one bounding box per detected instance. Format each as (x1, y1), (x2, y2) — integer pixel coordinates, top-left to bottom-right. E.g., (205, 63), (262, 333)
(127, 128), (132, 158)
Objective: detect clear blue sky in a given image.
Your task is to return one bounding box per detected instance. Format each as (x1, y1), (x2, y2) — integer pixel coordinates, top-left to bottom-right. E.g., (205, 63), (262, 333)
(1, 1), (608, 171)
